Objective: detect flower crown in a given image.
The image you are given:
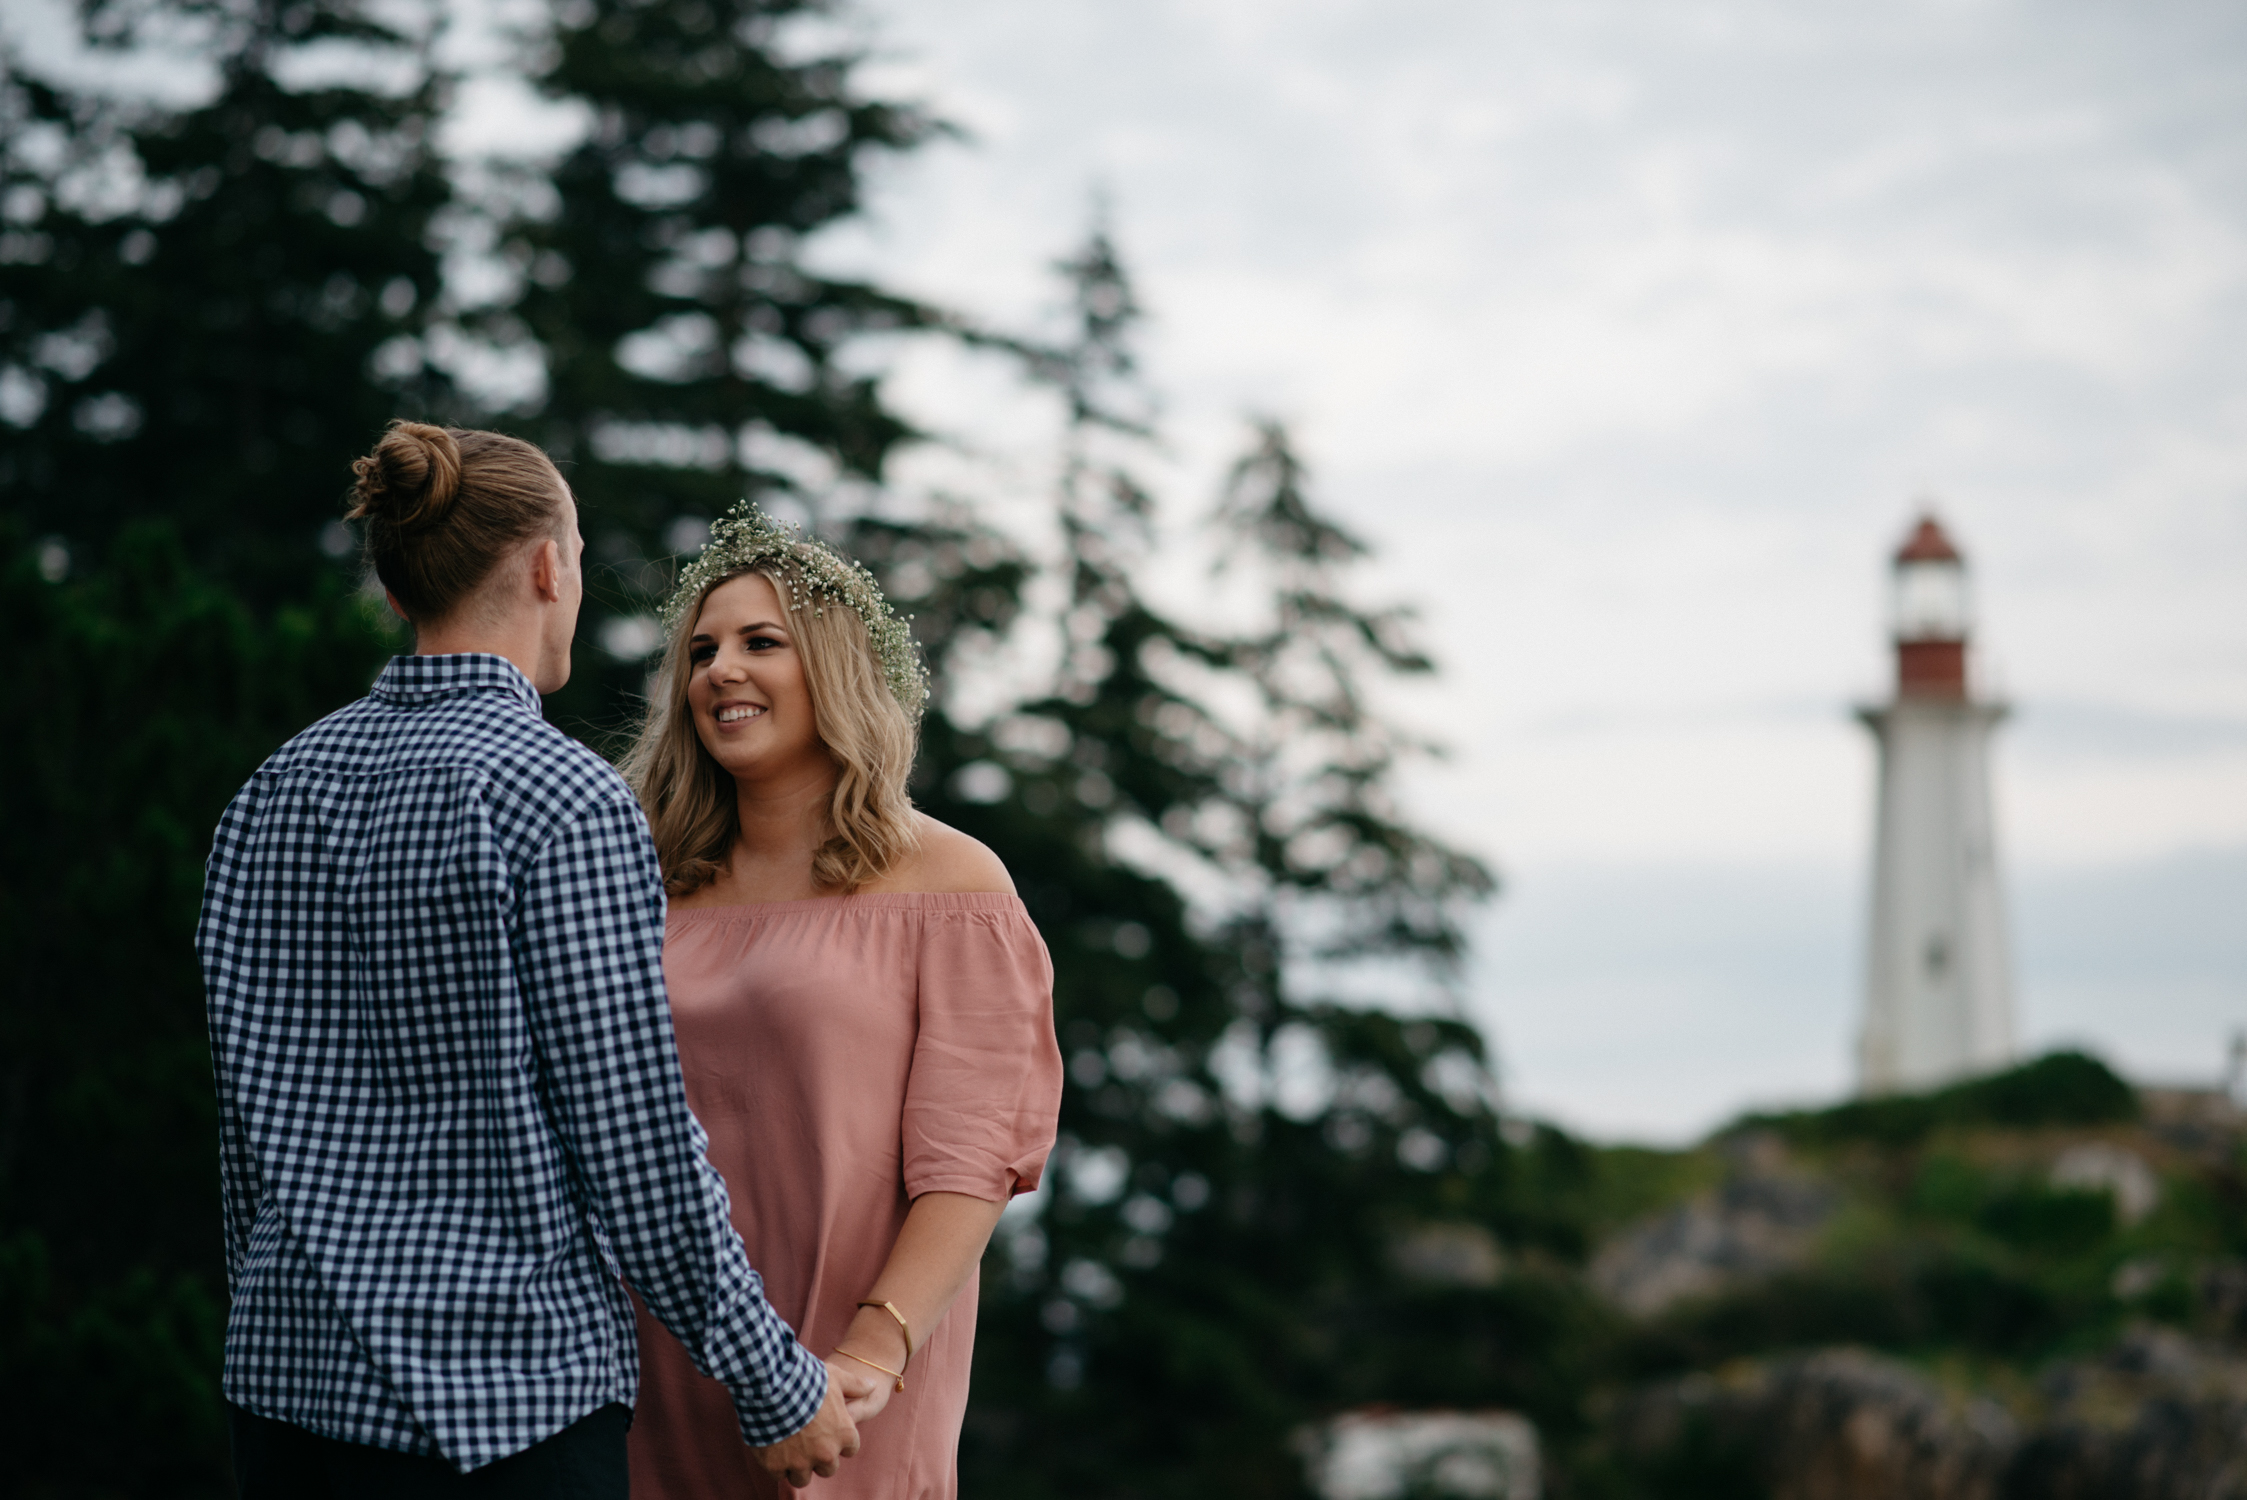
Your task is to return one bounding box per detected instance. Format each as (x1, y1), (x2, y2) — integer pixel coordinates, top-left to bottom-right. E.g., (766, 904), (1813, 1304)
(661, 501), (929, 721)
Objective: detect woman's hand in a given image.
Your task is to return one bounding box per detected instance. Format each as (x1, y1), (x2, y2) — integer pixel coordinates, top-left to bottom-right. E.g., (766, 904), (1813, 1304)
(825, 1355), (890, 1424)
(830, 1190), (1008, 1431)
(827, 1352), (893, 1424)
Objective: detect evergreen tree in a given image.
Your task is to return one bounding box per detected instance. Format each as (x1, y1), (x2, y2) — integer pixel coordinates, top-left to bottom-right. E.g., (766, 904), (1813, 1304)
(503, 0), (939, 739)
(1213, 419), (1493, 960)
(0, 0), (455, 602)
(941, 232), (1599, 1499)
(0, 521), (396, 1495)
(0, 4), (448, 1488)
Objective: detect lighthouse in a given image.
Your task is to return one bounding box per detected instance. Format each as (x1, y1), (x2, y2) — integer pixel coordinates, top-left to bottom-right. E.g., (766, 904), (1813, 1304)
(1856, 515), (2015, 1095)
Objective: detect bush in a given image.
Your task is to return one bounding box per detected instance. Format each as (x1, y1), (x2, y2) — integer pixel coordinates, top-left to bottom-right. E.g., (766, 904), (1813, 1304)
(1739, 1051), (2139, 1149)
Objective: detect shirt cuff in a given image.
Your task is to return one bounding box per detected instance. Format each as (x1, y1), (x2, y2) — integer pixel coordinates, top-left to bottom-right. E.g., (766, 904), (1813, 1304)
(731, 1339), (829, 1448)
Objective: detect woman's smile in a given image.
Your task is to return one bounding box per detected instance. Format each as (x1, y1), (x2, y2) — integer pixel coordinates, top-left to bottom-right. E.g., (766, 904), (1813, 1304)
(683, 574), (830, 783)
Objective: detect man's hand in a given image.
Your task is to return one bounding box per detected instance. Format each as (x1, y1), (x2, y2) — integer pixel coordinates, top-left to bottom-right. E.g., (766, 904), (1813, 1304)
(750, 1374), (861, 1489)
(827, 1354), (891, 1424)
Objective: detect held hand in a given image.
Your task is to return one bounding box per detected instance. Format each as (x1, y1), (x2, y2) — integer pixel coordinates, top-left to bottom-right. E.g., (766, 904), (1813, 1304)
(827, 1355), (890, 1424)
(829, 1301), (911, 1425)
(750, 1375), (860, 1489)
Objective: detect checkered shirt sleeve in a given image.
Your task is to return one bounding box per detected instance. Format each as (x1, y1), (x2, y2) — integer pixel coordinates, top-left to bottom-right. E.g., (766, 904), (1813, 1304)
(202, 787), (263, 1289)
(515, 798), (828, 1445)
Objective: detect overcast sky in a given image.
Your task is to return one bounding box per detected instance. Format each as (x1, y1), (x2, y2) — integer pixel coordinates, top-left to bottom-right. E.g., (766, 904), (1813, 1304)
(13, 0), (2243, 1140)
(828, 0), (2247, 1138)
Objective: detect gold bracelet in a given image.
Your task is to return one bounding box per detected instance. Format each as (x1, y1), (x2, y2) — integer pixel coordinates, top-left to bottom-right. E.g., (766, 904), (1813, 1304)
(856, 1298), (914, 1363)
(834, 1346), (905, 1393)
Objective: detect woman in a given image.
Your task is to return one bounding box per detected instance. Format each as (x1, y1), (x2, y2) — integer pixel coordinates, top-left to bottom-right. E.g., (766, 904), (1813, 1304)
(620, 503), (1063, 1499)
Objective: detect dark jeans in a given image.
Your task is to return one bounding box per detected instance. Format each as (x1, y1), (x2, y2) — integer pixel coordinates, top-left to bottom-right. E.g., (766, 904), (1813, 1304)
(228, 1402), (629, 1499)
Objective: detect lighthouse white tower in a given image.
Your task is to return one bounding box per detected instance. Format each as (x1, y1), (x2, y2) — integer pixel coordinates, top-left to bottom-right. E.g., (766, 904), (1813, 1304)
(1857, 515), (2015, 1095)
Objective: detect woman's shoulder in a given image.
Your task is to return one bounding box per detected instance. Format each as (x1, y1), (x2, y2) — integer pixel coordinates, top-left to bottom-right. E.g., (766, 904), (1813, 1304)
(862, 813), (1016, 897)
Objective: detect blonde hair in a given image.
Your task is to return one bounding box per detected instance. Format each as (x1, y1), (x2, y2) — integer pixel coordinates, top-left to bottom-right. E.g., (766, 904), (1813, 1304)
(621, 562), (922, 896)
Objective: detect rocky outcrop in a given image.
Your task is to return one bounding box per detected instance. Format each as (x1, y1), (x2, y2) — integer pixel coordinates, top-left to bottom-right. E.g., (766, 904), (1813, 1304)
(1608, 1331), (2247, 1500)
(1389, 1222), (1506, 1288)
(1590, 1135), (1837, 1316)
(2049, 1142), (2160, 1224)
(1609, 1348), (2015, 1500)
(2006, 1328), (2247, 1499)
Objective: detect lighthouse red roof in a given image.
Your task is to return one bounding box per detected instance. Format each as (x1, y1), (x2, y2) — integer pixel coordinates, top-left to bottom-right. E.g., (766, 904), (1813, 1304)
(1896, 516), (1962, 564)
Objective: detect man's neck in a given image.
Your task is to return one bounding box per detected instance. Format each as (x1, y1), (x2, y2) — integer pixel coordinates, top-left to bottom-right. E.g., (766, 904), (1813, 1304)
(412, 617), (546, 692)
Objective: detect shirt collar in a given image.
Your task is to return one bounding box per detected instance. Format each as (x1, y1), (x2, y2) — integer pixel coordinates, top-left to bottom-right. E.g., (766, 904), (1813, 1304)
(370, 653), (543, 715)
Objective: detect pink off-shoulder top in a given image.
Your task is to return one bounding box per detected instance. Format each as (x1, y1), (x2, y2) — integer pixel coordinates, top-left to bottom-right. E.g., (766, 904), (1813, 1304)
(628, 891), (1063, 1500)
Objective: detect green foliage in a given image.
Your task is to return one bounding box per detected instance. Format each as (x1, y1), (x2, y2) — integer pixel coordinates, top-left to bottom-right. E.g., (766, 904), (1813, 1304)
(1738, 1050), (2139, 1148)
(937, 230), (1538, 1500)
(1618, 1248), (2106, 1377)
(1212, 419), (1494, 967)
(0, 0), (456, 605)
(1978, 1184), (2116, 1254)
(3, 9), (450, 1475)
(1599, 1411), (1770, 1500)
(1904, 1153), (2119, 1255)
(1584, 1062), (2247, 1475)
(0, 522), (396, 1495)
(1575, 1145), (1728, 1241)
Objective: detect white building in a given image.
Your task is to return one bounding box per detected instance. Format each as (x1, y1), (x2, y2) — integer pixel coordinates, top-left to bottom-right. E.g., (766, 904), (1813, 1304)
(1300, 1409), (1539, 1500)
(1856, 516), (2016, 1094)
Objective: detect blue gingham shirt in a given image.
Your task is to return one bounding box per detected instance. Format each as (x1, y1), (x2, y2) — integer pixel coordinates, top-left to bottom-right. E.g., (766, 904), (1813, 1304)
(197, 653), (826, 1472)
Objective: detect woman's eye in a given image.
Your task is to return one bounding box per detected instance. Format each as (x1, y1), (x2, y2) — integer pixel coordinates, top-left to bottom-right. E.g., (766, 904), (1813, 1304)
(745, 634), (783, 652)
(688, 644), (716, 665)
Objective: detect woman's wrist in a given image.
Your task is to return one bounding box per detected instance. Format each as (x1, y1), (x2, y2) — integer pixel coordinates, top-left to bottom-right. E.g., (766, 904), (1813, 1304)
(842, 1305), (911, 1368)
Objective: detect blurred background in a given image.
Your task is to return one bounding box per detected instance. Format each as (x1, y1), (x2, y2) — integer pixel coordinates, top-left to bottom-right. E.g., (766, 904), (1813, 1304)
(837, 0), (2247, 1142)
(3, 0), (2244, 1496)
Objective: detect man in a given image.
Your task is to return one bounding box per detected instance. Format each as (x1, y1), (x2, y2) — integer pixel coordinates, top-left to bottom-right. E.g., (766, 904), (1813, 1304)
(197, 422), (869, 1494)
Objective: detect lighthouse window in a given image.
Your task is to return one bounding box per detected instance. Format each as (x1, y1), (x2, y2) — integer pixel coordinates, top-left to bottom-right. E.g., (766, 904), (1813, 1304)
(1893, 559), (1968, 639)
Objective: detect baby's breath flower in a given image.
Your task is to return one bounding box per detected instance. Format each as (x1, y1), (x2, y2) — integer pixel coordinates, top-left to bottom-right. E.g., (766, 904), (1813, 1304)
(662, 501), (929, 720)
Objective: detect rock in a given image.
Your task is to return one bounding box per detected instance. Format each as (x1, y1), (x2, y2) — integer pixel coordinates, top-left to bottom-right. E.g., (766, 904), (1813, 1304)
(1608, 1332), (2247, 1500)
(2010, 1328), (2247, 1500)
(1299, 1409), (1540, 1500)
(2139, 1087), (2241, 1131)
(2113, 1257), (2170, 1300)
(1389, 1223), (1506, 1288)
(1609, 1349), (2016, 1500)
(2198, 1261), (2247, 1342)
(1590, 1140), (1837, 1316)
(2050, 1142), (2160, 1225)
(1754, 1351), (2019, 1500)
(2139, 1088), (2244, 1157)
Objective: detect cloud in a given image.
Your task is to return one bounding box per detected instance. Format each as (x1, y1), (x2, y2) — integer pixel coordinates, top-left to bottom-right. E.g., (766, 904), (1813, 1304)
(854, 0), (2247, 872)
(847, 0), (2247, 1134)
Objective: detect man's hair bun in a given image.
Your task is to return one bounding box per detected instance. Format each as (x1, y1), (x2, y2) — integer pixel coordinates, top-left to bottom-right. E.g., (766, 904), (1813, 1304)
(348, 419), (464, 531)
(341, 420), (566, 624)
